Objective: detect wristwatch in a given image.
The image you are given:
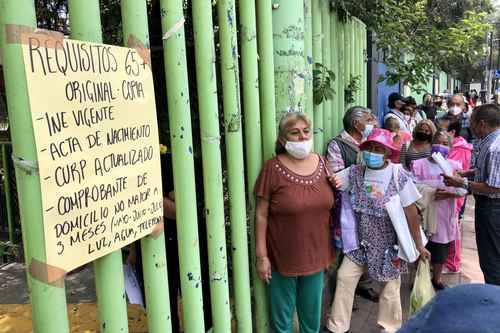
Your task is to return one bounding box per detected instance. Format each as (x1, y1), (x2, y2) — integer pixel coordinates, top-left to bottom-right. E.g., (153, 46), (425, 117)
(462, 178), (471, 192)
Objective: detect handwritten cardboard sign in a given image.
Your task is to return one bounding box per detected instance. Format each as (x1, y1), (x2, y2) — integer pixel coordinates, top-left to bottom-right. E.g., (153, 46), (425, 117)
(21, 32), (163, 273)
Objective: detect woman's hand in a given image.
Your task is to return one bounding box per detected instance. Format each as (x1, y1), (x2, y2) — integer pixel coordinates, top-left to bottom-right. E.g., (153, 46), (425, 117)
(417, 246), (431, 261)
(328, 174), (343, 190)
(256, 257), (272, 284)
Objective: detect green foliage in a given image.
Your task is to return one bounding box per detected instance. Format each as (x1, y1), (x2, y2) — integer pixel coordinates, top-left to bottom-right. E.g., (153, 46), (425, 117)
(331, 0), (493, 86)
(345, 75), (360, 105)
(313, 63), (336, 106)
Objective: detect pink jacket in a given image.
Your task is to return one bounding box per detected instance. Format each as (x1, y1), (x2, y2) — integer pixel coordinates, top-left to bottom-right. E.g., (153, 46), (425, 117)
(448, 136), (473, 213)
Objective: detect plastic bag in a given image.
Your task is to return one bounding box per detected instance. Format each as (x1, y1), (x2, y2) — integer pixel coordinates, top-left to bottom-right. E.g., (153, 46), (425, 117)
(409, 259), (436, 316)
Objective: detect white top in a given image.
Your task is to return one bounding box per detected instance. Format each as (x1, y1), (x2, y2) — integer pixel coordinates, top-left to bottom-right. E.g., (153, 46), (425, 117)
(336, 163), (421, 207)
(384, 109), (410, 132)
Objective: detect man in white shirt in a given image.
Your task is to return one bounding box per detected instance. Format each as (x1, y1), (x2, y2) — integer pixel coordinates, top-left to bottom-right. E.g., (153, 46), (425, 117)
(384, 93), (410, 132)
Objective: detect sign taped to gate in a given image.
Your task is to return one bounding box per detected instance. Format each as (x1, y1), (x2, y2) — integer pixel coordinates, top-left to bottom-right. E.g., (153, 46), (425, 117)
(20, 32), (163, 273)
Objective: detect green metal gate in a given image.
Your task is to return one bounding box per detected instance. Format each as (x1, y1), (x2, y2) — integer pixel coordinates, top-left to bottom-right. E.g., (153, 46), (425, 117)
(0, 0), (368, 332)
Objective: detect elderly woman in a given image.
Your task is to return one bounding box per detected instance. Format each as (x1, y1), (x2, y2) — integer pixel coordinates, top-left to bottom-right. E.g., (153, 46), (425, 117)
(400, 119), (437, 170)
(255, 112), (335, 333)
(325, 128), (430, 333)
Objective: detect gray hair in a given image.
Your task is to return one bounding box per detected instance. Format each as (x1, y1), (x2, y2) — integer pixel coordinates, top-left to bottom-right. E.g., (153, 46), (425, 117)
(343, 106), (372, 132)
(448, 94), (465, 106)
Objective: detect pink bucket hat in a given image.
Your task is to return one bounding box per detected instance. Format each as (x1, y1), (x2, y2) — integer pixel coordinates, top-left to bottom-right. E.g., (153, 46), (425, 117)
(359, 128), (400, 157)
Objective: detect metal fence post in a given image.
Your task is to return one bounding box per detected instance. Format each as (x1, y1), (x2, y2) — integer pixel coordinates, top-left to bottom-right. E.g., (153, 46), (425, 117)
(336, 20), (346, 126)
(239, 0), (266, 332)
(257, 0), (277, 162)
(216, 0), (256, 331)
(191, 0), (234, 331)
(330, 12), (339, 136)
(159, 0), (206, 331)
(120, 1), (173, 332)
(312, 0), (324, 153)
(67, 1), (129, 331)
(304, 0), (314, 122)
(321, 2), (332, 146)
(0, 1), (70, 332)
(272, 0), (306, 119)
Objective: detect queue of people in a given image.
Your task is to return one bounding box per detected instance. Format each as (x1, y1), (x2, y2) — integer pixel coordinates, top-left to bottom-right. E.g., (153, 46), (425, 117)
(254, 94), (500, 332)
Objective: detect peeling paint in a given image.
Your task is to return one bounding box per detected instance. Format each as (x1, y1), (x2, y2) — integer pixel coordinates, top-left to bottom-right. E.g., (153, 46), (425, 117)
(227, 9), (234, 27)
(212, 272), (223, 281)
(281, 25), (304, 40)
(276, 49), (304, 57)
(227, 113), (241, 132)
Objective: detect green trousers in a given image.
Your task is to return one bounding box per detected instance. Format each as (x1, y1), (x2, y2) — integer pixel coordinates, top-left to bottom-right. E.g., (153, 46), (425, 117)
(269, 270), (324, 333)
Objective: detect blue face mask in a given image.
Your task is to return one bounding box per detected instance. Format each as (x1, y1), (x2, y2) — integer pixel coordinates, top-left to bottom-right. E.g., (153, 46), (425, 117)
(362, 151), (385, 169)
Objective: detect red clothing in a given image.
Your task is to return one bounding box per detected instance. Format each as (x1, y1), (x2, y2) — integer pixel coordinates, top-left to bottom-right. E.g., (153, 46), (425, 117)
(254, 155), (334, 276)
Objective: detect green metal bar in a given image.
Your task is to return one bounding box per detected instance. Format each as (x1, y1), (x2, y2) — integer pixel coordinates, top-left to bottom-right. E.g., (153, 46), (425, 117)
(272, 0), (306, 120)
(216, 0), (256, 332)
(350, 21), (356, 104)
(355, 19), (364, 105)
(239, 0), (265, 332)
(191, 1), (233, 332)
(361, 23), (368, 107)
(336, 20), (345, 130)
(312, 0), (323, 153)
(1, 144), (14, 243)
(120, 1), (172, 332)
(357, 20), (364, 106)
(352, 20), (359, 105)
(0, 1), (70, 332)
(254, 1), (275, 328)
(68, 1), (129, 332)
(343, 20), (351, 108)
(321, 3), (332, 146)
(330, 12), (339, 136)
(159, 0), (206, 332)
(304, 0), (314, 122)
(257, 0), (277, 161)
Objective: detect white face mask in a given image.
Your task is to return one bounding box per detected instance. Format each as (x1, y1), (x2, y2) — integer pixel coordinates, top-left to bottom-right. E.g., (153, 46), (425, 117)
(449, 106), (462, 116)
(362, 124), (374, 140)
(285, 139), (313, 159)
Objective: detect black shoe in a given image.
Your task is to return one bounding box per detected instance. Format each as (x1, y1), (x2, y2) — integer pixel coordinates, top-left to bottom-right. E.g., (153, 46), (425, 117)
(355, 285), (380, 303)
(432, 280), (448, 291)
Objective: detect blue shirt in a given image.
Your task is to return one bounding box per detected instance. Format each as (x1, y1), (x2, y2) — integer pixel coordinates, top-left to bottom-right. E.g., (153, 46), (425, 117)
(474, 128), (500, 198)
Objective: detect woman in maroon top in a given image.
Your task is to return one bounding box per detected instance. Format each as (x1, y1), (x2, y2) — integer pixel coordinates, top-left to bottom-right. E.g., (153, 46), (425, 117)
(255, 112), (335, 333)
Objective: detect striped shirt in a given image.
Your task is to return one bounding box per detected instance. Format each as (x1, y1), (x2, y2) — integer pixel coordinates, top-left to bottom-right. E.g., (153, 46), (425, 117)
(400, 143), (432, 170)
(474, 128), (500, 198)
